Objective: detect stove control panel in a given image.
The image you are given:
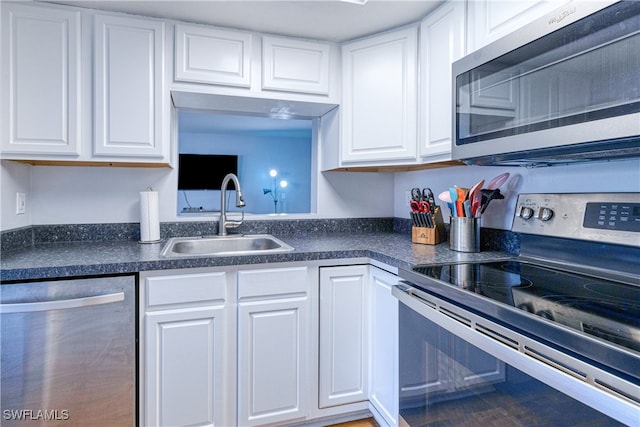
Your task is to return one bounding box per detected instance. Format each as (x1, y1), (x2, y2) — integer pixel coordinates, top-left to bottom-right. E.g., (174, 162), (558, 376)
(512, 193), (640, 247)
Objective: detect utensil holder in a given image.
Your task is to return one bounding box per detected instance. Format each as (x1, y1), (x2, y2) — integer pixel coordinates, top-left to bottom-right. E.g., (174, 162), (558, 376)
(412, 208), (446, 245)
(449, 216), (481, 252)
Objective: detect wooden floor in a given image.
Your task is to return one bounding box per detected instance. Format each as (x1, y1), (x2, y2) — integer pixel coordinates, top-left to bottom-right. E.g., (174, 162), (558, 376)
(327, 417), (378, 427)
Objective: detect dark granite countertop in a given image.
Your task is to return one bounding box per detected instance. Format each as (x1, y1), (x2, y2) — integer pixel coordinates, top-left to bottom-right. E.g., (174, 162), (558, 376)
(0, 231), (512, 282)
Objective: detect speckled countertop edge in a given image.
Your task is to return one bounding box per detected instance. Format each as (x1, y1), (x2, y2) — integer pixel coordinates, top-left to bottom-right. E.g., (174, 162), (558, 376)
(0, 231), (515, 282)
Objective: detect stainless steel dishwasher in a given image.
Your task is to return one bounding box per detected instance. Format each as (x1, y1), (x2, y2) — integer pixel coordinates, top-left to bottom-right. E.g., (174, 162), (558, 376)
(1, 275), (136, 426)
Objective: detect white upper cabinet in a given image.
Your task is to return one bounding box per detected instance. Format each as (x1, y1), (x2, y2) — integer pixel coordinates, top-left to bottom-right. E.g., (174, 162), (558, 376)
(419, 1), (466, 160)
(467, 0), (572, 53)
(1, 2), (171, 165)
(173, 24), (338, 102)
(175, 24), (252, 87)
(94, 14), (168, 160)
(341, 26), (418, 164)
(0, 3), (81, 157)
(262, 36), (331, 95)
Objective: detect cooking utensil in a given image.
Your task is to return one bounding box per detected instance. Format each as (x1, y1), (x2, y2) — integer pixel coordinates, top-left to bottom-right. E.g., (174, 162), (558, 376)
(480, 188), (505, 214)
(410, 187), (431, 213)
(449, 188), (459, 217)
(438, 191), (454, 217)
(456, 187), (466, 217)
(463, 200), (472, 217)
(486, 172), (510, 190)
(423, 188), (436, 212)
(438, 191), (451, 203)
(468, 179), (484, 217)
(471, 189), (482, 217)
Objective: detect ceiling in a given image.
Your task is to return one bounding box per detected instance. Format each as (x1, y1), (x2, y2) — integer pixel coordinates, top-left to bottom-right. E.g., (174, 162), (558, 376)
(43, 0), (444, 43)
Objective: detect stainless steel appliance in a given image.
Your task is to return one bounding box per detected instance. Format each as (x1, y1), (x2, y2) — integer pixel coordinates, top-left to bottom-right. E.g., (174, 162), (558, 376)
(452, 1), (640, 166)
(394, 193), (639, 426)
(1, 275), (136, 426)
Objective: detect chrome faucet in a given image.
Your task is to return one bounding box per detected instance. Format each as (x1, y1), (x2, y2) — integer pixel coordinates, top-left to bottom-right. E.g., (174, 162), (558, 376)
(218, 173), (246, 236)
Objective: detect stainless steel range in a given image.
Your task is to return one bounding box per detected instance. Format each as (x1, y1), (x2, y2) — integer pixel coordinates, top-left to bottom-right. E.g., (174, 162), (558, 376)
(394, 193), (639, 426)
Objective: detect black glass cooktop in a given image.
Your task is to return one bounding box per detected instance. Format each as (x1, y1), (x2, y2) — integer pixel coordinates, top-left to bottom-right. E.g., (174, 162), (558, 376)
(411, 260), (640, 353)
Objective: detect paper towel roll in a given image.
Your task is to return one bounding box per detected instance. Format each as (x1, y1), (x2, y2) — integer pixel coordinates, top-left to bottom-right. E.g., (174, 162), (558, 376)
(140, 190), (160, 243)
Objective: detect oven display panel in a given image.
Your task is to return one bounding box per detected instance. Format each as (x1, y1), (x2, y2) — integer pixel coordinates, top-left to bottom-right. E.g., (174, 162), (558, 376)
(583, 202), (640, 232)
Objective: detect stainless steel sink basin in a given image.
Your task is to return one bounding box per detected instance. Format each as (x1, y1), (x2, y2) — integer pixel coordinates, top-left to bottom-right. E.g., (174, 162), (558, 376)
(160, 234), (294, 257)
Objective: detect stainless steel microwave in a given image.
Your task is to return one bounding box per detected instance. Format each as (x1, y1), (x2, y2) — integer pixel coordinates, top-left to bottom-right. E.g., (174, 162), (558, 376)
(452, 0), (640, 167)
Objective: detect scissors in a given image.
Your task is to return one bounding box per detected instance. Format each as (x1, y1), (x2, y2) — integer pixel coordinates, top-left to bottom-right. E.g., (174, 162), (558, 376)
(410, 187), (433, 213)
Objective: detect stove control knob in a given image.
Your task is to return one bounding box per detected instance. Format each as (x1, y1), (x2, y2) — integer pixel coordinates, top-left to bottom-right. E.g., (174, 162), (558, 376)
(518, 206), (535, 220)
(537, 207), (554, 221)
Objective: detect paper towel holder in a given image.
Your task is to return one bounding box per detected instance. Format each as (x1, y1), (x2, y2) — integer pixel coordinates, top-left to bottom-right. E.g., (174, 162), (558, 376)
(139, 187), (163, 244)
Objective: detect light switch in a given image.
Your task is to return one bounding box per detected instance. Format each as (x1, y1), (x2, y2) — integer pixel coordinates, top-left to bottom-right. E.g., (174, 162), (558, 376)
(16, 192), (26, 215)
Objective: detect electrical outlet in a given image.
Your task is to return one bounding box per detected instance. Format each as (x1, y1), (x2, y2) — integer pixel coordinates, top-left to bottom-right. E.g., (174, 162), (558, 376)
(16, 192), (26, 215)
(405, 191), (412, 207)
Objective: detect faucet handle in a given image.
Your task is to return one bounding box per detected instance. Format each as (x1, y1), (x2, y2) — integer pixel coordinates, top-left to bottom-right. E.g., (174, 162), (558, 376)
(237, 193), (246, 208)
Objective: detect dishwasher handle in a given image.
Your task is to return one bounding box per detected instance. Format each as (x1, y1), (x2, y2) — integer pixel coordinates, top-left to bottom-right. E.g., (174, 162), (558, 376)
(0, 292), (125, 314)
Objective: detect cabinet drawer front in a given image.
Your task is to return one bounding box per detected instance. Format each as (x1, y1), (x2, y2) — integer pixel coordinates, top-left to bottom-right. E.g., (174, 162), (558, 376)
(146, 272), (227, 307)
(238, 267), (308, 299)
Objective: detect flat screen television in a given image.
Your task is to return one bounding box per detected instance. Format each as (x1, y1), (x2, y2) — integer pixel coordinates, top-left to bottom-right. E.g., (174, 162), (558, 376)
(178, 154), (238, 190)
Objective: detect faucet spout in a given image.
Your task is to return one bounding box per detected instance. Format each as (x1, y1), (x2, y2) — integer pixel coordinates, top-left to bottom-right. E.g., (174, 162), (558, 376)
(219, 173), (245, 236)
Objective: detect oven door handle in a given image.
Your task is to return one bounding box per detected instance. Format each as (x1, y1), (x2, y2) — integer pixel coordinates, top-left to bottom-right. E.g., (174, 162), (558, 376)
(393, 281), (439, 308)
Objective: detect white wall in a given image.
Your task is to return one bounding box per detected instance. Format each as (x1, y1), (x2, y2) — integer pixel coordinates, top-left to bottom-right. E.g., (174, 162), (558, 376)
(0, 161), (395, 229)
(0, 161), (31, 230)
(394, 159), (640, 230)
(2, 158), (637, 231)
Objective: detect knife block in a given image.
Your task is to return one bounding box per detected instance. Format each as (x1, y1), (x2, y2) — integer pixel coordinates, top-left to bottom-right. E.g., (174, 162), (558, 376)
(412, 207), (446, 245)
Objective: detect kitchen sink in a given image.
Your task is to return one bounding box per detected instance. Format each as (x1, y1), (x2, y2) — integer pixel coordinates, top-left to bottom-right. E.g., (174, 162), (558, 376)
(160, 234), (295, 257)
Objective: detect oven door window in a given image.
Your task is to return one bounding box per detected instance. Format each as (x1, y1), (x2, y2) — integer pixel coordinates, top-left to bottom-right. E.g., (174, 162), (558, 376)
(398, 303), (625, 426)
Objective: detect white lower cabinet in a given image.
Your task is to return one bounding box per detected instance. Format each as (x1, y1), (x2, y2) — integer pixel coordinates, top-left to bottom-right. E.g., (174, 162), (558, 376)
(368, 266), (399, 427)
(141, 262), (401, 427)
(237, 266), (311, 426)
(319, 265), (369, 408)
(142, 270), (236, 427)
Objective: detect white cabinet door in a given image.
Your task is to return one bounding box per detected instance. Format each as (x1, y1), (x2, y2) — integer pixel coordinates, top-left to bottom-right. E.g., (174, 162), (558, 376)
(319, 265), (369, 408)
(94, 14), (167, 160)
(341, 27), (418, 163)
(237, 267), (310, 426)
(142, 271), (234, 427)
(1, 3), (81, 157)
(368, 266), (399, 427)
(145, 307), (224, 427)
(419, 1), (465, 160)
(467, 0), (572, 53)
(262, 36), (331, 95)
(175, 24), (252, 87)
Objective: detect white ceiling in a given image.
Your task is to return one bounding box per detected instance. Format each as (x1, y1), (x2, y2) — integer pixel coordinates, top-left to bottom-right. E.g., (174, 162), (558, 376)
(44, 0), (444, 43)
